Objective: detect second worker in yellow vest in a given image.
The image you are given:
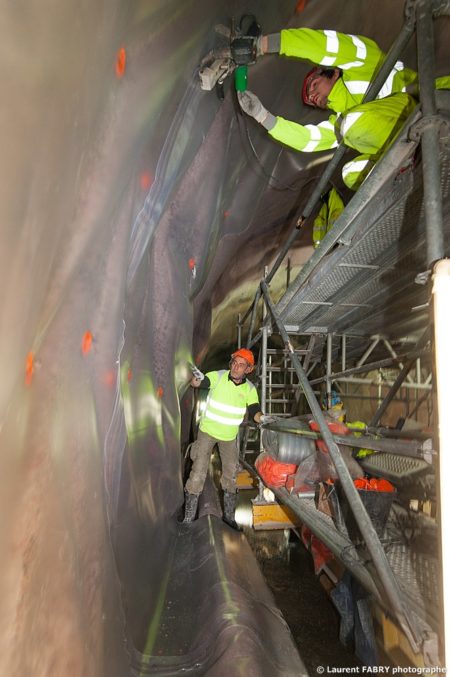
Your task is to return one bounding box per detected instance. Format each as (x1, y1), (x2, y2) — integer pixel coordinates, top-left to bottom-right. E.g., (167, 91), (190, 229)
(183, 348), (265, 530)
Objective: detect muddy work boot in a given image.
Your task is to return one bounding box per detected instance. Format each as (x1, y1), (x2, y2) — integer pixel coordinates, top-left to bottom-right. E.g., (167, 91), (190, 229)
(223, 491), (242, 532)
(182, 491), (199, 523)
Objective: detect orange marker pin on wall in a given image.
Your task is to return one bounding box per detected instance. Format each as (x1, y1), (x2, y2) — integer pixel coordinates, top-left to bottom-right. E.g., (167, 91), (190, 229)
(25, 352), (34, 386)
(140, 172), (153, 191)
(115, 47), (127, 78)
(82, 331), (93, 355)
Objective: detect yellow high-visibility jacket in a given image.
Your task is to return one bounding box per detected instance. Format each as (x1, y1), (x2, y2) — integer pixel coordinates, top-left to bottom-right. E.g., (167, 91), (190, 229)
(268, 28), (429, 154)
(199, 370), (259, 441)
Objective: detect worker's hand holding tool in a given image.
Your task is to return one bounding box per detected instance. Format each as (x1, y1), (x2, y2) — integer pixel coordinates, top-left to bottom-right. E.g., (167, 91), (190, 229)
(230, 36), (263, 65)
(237, 90), (268, 123)
(189, 363), (205, 382)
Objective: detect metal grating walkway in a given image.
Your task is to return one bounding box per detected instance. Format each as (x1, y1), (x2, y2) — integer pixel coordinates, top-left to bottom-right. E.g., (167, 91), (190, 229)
(276, 121), (450, 347)
(360, 452), (432, 483)
(271, 488), (439, 635)
(385, 544), (440, 630)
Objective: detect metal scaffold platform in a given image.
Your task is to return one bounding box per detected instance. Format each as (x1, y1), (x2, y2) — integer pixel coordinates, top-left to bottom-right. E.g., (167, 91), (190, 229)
(237, 0), (449, 666)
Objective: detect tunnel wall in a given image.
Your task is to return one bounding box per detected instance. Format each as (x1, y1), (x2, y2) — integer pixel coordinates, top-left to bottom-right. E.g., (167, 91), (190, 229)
(0, 0), (296, 672)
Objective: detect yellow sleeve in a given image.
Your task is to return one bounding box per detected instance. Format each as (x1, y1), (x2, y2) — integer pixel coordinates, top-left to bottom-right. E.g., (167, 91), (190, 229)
(269, 116), (338, 152)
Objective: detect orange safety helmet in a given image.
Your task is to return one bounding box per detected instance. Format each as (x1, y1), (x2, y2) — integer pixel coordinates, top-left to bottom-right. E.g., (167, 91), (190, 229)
(231, 348), (255, 366)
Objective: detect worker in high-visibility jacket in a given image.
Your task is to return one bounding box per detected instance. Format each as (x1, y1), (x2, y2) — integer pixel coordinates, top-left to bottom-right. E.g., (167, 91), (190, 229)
(321, 390), (373, 458)
(236, 28), (449, 190)
(313, 186), (345, 247)
(183, 348), (265, 530)
(346, 420), (375, 459)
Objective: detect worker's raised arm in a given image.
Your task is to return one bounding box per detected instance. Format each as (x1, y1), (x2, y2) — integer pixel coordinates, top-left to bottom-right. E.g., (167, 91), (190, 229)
(258, 29), (370, 63)
(259, 34), (282, 55)
(237, 90), (276, 129)
(268, 115), (339, 152)
(238, 89), (339, 152)
(277, 29), (382, 71)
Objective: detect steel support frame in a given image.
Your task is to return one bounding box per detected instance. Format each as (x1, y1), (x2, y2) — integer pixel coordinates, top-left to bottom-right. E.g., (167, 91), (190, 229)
(272, 114), (421, 326)
(242, 459), (438, 664)
(236, 0), (445, 654)
(370, 329), (431, 426)
(416, 0), (445, 270)
(241, 461), (382, 599)
(262, 421), (432, 460)
(415, 1), (447, 662)
(238, 7), (418, 348)
(245, 286), (261, 348)
(265, 7), (417, 284)
(309, 348), (429, 385)
(357, 336), (380, 367)
(260, 325), (268, 452)
(337, 376), (431, 391)
(370, 358), (421, 426)
(383, 338), (415, 384)
(260, 279), (422, 651)
(237, 313), (242, 349)
(432, 260), (450, 665)
(235, 1), (449, 660)
(325, 333), (333, 409)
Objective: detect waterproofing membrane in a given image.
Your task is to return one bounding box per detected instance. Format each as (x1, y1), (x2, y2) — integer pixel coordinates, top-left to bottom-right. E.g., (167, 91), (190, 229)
(1, 0), (448, 674)
(131, 514), (306, 676)
(0, 0), (304, 673)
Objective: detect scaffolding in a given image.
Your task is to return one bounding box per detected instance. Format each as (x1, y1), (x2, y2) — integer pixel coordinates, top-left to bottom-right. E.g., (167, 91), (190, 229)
(237, 0), (450, 665)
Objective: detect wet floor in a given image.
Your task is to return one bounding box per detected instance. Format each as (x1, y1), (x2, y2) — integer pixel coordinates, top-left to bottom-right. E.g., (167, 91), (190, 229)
(248, 532), (362, 673)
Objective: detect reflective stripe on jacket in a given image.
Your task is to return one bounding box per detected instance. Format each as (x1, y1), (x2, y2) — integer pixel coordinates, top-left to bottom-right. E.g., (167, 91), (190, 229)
(347, 420), (374, 458)
(199, 370), (259, 441)
(269, 28), (417, 154)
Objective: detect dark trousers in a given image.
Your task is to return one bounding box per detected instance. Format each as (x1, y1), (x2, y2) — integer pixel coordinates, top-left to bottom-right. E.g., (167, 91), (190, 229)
(185, 430), (238, 495)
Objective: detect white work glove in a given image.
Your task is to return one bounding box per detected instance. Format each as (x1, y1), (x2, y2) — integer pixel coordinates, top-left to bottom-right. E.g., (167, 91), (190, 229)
(255, 36), (264, 57)
(237, 90), (269, 124)
(258, 414), (277, 425)
(189, 364), (205, 381)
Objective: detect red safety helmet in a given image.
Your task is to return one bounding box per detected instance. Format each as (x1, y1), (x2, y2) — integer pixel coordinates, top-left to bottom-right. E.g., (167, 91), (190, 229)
(302, 66), (321, 106)
(231, 348), (255, 366)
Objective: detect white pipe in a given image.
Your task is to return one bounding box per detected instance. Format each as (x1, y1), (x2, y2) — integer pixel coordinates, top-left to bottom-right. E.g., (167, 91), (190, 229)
(261, 326), (268, 435)
(432, 258), (450, 664)
(356, 336), (379, 367)
(336, 376), (431, 390)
